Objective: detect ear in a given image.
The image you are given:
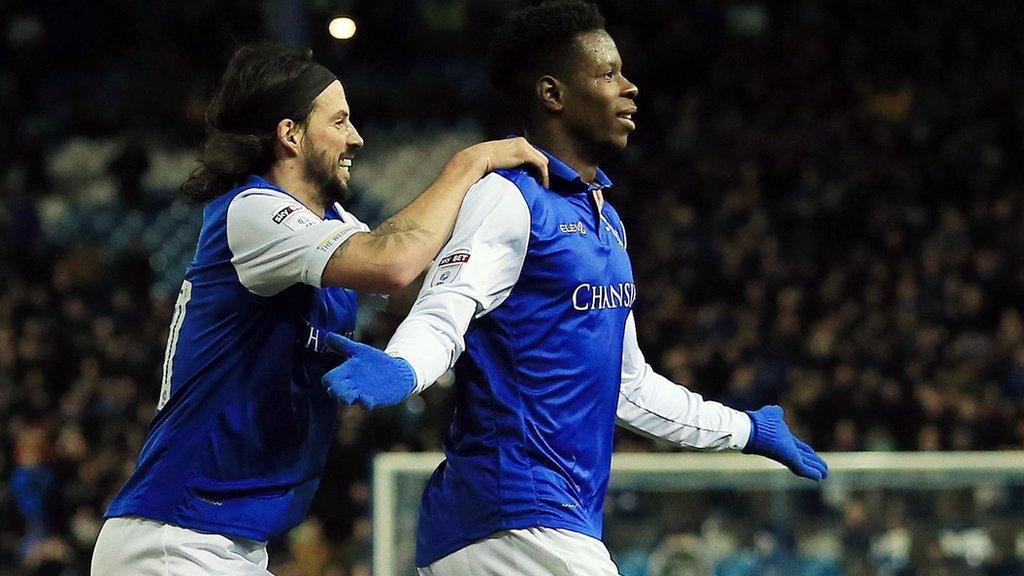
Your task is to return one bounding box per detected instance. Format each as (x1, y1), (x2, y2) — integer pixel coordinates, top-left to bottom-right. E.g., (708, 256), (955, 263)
(275, 119), (303, 158)
(536, 76), (564, 113)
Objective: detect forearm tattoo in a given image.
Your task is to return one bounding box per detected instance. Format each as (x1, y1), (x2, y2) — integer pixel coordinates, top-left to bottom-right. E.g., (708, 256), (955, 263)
(329, 217), (433, 265)
(366, 217), (432, 251)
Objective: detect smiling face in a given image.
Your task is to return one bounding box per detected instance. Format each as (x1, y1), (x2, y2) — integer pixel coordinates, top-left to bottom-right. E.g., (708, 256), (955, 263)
(559, 30), (638, 158)
(297, 80), (364, 205)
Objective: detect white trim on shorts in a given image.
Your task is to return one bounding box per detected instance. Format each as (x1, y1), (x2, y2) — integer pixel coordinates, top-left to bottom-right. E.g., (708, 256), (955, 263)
(418, 527), (621, 576)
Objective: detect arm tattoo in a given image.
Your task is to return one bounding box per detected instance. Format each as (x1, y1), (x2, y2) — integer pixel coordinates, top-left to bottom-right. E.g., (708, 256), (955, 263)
(363, 217), (432, 252)
(329, 217), (433, 265)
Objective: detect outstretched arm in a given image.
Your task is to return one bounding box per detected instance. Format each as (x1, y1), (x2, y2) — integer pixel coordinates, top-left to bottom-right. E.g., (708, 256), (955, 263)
(616, 312), (751, 451)
(616, 312), (828, 480)
(321, 138), (545, 292)
(224, 140), (544, 298)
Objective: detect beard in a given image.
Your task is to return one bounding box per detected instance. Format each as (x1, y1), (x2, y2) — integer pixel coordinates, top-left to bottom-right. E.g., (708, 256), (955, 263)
(301, 140), (350, 206)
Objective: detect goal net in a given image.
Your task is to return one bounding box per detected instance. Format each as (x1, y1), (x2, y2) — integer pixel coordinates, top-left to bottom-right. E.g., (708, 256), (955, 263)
(373, 452), (1024, 576)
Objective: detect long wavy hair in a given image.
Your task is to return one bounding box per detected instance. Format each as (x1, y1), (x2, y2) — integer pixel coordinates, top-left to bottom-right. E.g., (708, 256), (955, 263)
(180, 43), (320, 203)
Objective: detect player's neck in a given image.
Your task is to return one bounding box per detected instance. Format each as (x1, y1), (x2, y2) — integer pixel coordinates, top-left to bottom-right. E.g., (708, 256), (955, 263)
(524, 125), (599, 185)
(263, 161), (328, 218)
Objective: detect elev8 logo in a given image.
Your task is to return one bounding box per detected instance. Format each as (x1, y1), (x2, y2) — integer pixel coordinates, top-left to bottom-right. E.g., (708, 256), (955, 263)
(559, 221), (587, 235)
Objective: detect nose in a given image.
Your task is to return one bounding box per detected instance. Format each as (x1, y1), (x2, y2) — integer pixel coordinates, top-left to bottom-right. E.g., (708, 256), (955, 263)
(349, 123), (364, 150)
(621, 75), (638, 99)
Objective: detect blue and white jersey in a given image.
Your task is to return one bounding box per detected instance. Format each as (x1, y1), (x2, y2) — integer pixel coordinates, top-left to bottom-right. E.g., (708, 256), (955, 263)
(385, 151), (752, 566)
(105, 175), (367, 542)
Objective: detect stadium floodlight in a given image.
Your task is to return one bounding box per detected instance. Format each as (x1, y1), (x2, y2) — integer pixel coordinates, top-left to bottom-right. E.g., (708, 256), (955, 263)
(329, 17), (357, 40)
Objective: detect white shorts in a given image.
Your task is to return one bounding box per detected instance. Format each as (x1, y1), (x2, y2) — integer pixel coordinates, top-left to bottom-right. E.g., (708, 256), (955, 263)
(418, 527), (621, 576)
(91, 516), (272, 575)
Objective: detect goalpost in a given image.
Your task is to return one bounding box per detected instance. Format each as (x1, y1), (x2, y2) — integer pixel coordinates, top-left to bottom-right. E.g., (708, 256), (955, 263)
(373, 451), (1024, 576)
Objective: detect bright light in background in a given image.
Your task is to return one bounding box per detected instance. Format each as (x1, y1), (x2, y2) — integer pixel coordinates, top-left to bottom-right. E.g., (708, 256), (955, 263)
(329, 17), (357, 40)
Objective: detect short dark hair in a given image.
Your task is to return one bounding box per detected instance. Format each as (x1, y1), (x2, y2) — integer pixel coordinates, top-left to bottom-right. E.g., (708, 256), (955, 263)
(181, 43), (322, 203)
(487, 0), (606, 118)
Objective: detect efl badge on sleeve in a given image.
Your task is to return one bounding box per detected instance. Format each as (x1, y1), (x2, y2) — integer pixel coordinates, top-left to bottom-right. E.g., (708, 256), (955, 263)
(431, 250), (470, 286)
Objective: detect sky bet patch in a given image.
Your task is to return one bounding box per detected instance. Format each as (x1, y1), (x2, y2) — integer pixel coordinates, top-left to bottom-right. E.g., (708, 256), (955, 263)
(272, 204), (300, 224)
(431, 250), (470, 286)
(272, 203), (316, 231)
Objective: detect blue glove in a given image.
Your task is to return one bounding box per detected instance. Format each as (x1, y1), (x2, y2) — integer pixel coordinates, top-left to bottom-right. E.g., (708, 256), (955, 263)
(742, 405), (829, 481)
(322, 333), (416, 410)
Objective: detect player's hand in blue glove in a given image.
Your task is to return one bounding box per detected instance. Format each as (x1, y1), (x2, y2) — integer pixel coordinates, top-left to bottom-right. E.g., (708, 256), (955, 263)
(322, 333), (416, 410)
(742, 405), (829, 481)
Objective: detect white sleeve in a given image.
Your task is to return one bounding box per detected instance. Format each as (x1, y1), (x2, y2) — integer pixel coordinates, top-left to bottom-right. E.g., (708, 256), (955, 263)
(617, 312), (752, 451)
(331, 201), (372, 232)
(384, 173), (530, 393)
(226, 189), (366, 296)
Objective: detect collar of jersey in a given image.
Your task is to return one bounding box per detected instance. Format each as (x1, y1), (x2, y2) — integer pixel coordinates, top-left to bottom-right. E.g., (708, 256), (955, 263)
(244, 174), (290, 196)
(508, 138), (613, 194)
(243, 174), (342, 220)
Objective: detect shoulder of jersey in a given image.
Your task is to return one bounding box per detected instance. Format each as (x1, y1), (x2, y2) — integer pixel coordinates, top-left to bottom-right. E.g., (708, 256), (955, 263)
(236, 186), (292, 200)
(492, 168), (541, 190)
(217, 186), (287, 211)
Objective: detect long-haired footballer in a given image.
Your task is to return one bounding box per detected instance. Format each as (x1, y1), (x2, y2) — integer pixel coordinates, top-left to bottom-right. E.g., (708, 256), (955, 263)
(91, 43), (548, 575)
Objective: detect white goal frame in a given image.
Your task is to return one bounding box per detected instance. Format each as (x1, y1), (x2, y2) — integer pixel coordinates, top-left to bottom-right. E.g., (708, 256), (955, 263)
(373, 451), (1024, 576)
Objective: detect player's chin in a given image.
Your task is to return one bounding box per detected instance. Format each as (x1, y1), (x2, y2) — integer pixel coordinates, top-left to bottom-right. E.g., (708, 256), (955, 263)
(607, 133), (630, 151)
(323, 174), (351, 204)
(608, 124), (633, 148)
(336, 176), (351, 195)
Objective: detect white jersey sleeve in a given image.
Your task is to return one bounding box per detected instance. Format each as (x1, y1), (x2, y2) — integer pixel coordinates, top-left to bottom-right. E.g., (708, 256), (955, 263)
(385, 173), (530, 393)
(226, 188), (368, 296)
(617, 311), (752, 451)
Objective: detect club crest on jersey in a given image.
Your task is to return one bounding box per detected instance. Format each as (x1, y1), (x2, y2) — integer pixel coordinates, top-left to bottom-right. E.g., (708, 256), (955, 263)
(559, 221), (587, 235)
(431, 250), (470, 286)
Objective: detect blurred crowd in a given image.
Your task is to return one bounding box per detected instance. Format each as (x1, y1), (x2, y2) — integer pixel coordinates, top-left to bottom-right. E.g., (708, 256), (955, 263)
(605, 482), (1024, 576)
(1, 0), (1022, 574)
